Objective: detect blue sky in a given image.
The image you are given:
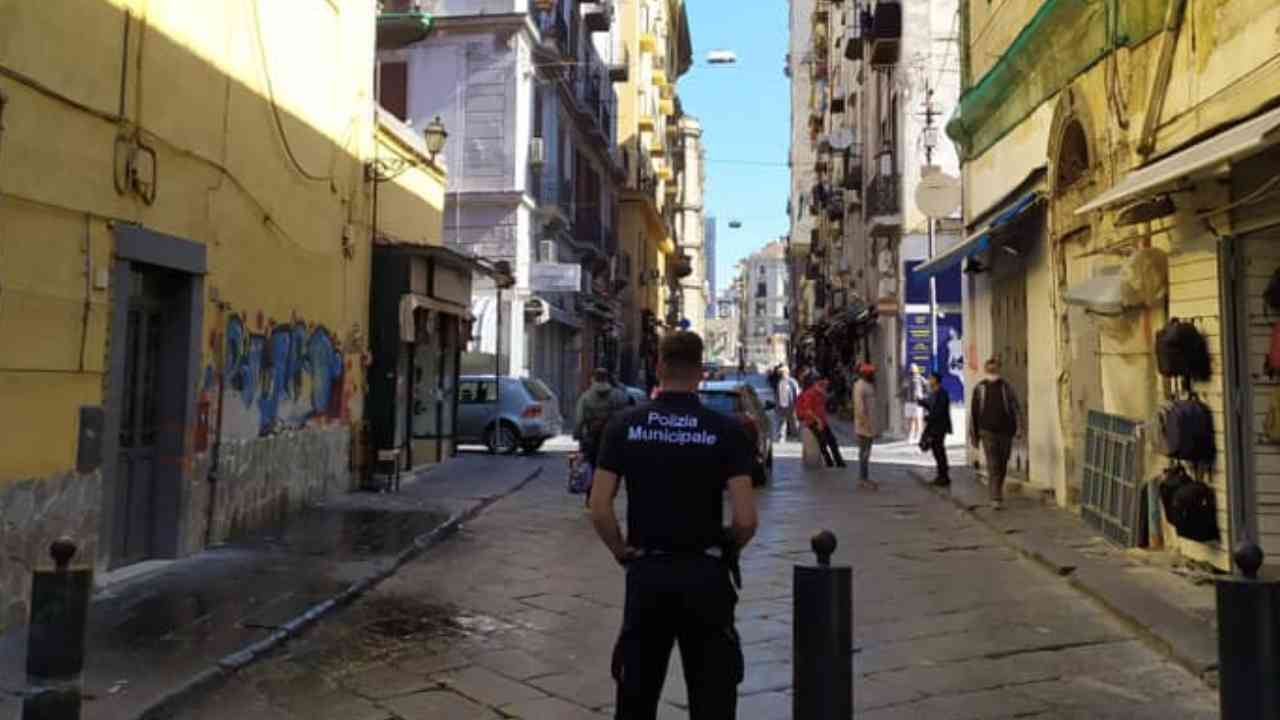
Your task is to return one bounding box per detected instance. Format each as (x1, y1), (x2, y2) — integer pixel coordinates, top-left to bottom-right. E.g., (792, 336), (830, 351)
(680, 0), (791, 299)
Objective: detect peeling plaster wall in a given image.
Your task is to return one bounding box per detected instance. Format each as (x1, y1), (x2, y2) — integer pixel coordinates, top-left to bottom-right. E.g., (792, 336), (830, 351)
(0, 471), (101, 634)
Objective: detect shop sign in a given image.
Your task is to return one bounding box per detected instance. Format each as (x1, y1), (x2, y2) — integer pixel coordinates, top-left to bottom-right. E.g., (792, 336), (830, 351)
(530, 262), (581, 292)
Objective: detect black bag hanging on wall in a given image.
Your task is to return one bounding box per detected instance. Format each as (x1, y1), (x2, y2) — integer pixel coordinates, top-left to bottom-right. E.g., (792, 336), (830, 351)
(1163, 396), (1216, 465)
(1264, 268), (1280, 311)
(1158, 465), (1192, 519)
(1155, 319), (1211, 381)
(1169, 479), (1220, 543)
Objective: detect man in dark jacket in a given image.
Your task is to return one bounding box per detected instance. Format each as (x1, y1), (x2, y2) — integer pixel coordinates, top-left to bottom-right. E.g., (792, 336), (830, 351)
(969, 358), (1022, 510)
(575, 369), (630, 502)
(919, 371), (952, 487)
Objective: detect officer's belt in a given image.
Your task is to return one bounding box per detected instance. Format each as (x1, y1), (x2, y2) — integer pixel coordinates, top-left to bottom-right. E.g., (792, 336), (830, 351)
(632, 547), (725, 560)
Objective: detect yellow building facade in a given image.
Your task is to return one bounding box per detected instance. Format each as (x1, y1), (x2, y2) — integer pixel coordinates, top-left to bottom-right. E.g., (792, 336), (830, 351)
(0, 0), (447, 630)
(615, 0), (691, 384)
(950, 0), (1280, 570)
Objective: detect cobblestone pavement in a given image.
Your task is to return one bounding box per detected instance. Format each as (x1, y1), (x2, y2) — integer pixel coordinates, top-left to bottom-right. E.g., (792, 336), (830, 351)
(175, 446), (1219, 719)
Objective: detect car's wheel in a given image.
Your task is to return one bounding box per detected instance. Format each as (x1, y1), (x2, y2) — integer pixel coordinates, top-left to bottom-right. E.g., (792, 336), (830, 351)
(485, 422), (520, 455)
(520, 440), (545, 454)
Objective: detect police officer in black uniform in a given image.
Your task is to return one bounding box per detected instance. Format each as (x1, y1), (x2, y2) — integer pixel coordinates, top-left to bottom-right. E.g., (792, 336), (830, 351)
(589, 331), (760, 719)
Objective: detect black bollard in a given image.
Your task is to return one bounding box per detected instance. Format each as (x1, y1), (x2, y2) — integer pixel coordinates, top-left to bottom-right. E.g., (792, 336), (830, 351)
(793, 530), (853, 720)
(1217, 542), (1280, 719)
(24, 538), (92, 720)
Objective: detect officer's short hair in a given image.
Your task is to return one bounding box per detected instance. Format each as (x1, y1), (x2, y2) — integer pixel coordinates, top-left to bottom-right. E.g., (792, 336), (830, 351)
(660, 331), (704, 375)
(593, 367), (610, 382)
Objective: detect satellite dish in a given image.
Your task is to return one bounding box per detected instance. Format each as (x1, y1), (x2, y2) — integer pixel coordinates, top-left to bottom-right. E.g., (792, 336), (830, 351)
(829, 128), (854, 150)
(915, 166), (961, 218)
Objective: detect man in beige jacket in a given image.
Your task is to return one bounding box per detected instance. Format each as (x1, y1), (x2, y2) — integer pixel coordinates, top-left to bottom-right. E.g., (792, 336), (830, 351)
(852, 363), (879, 490)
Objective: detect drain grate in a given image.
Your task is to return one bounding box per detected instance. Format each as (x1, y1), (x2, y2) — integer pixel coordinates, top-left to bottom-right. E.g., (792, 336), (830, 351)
(1080, 410), (1142, 548)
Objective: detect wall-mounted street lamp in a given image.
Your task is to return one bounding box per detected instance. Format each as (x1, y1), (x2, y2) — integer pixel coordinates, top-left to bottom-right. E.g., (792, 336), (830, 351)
(366, 115), (449, 182)
(423, 115), (448, 159)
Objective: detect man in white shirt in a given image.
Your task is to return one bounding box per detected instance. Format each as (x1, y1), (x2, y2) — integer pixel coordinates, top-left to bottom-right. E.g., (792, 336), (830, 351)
(775, 367), (800, 441)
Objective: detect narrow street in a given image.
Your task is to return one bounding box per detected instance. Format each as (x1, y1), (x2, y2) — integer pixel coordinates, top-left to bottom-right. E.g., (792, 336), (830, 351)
(172, 442), (1218, 719)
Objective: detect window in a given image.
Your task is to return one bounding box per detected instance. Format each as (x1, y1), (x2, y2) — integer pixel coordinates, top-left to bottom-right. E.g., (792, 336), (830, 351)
(756, 282), (767, 298)
(756, 302), (766, 317)
(378, 61), (408, 121)
(459, 380), (497, 405)
(522, 378), (554, 401)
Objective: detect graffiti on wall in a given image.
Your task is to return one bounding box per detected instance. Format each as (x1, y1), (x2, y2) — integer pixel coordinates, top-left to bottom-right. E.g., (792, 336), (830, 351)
(202, 312), (347, 439)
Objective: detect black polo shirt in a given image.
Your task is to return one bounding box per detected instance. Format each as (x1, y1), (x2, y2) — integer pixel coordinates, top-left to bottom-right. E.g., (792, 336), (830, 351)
(596, 391), (755, 553)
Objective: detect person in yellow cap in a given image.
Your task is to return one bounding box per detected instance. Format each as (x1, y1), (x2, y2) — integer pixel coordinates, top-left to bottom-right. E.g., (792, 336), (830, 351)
(852, 363), (880, 491)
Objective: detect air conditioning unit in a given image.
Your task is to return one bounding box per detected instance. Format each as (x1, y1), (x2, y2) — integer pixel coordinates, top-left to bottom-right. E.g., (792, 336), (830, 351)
(540, 240), (557, 263)
(529, 137), (546, 167)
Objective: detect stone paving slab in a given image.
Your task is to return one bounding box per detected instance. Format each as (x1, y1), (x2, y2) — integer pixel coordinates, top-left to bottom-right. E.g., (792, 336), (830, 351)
(0, 452), (544, 720)
(910, 464), (1221, 684)
(165, 439), (1220, 719)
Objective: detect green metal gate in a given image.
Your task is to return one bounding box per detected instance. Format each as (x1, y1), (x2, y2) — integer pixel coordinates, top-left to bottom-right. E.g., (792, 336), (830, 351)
(1081, 410), (1143, 547)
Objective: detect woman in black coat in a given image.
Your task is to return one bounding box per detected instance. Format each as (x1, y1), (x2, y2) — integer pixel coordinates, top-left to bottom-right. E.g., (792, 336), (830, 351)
(918, 371), (953, 487)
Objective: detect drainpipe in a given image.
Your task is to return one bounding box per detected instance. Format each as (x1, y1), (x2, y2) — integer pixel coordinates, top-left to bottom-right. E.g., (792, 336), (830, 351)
(205, 301), (230, 547)
(1136, 0), (1189, 157)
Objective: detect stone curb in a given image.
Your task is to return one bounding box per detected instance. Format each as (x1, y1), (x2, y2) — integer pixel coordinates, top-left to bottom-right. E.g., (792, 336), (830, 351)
(907, 468), (1220, 689)
(132, 465), (544, 720)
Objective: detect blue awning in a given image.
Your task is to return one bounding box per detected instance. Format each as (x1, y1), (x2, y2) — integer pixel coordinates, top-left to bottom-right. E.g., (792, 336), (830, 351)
(913, 191), (1043, 278)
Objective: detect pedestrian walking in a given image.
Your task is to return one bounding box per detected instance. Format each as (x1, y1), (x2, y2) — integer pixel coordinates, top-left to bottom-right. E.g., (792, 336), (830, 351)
(797, 376), (847, 468)
(589, 331), (759, 719)
(969, 357), (1022, 510)
(919, 370), (953, 486)
(774, 366), (800, 441)
(574, 368), (629, 507)
(902, 364), (927, 443)
(852, 363), (880, 491)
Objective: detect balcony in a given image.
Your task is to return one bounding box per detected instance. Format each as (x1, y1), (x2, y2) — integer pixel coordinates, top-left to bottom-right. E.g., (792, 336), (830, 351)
(867, 173), (901, 224)
(608, 43), (630, 82)
(869, 1), (902, 66)
(376, 1), (432, 50)
(638, 95), (657, 130)
(652, 68), (668, 87)
(659, 97), (674, 116)
(639, 30), (657, 54)
(583, 1), (611, 33)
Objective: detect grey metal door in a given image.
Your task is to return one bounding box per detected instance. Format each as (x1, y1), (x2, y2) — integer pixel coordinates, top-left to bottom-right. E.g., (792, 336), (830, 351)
(114, 269), (173, 564)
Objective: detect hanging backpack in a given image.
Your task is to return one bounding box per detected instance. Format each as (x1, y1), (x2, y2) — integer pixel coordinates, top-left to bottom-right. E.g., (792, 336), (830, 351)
(1163, 396), (1215, 465)
(1168, 478), (1220, 543)
(1158, 465), (1192, 520)
(1265, 322), (1280, 378)
(1265, 387), (1280, 444)
(1155, 319), (1211, 380)
(1265, 268), (1280, 311)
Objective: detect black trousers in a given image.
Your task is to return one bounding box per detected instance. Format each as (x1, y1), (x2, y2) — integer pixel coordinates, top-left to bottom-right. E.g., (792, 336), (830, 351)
(613, 556), (743, 719)
(927, 432), (949, 479)
(810, 424), (846, 467)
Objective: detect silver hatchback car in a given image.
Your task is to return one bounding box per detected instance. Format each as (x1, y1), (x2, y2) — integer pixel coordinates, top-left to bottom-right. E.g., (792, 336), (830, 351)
(456, 375), (564, 454)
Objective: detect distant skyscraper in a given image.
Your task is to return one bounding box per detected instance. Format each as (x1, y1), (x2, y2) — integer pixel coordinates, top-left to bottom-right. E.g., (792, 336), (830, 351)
(704, 217), (717, 318)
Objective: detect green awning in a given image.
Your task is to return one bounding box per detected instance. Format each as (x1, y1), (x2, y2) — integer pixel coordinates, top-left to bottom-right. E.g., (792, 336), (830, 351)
(948, 0), (1170, 161)
(377, 12), (433, 51)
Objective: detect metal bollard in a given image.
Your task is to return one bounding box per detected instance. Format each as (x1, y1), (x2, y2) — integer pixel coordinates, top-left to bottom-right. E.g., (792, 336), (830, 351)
(793, 530), (853, 720)
(23, 538), (92, 720)
(1216, 542), (1280, 719)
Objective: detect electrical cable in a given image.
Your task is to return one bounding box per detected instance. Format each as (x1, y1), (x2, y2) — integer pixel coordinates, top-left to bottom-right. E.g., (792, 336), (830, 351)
(249, 0), (333, 183)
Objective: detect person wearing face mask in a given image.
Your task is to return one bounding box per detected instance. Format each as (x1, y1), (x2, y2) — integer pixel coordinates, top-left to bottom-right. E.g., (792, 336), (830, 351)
(969, 357), (1022, 510)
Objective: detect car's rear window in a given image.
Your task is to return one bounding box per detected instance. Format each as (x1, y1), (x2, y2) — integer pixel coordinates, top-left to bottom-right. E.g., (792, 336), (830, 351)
(522, 379), (554, 401)
(699, 392), (738, 417)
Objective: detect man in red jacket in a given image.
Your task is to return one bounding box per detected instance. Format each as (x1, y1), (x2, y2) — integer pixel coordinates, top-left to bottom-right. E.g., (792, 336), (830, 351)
(797, 376), (846, 468)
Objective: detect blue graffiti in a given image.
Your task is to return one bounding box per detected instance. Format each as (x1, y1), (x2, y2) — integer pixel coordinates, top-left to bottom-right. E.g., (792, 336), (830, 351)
(218, 314), (345, 436)
(304, 327), (343, 417)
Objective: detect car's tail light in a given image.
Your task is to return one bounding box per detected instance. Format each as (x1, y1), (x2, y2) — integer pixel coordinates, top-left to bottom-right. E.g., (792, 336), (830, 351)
(521, 404), (543, 418)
